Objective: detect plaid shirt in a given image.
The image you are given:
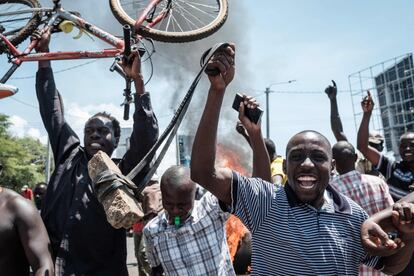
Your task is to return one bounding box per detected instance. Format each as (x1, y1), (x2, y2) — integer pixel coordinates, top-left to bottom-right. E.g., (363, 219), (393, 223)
(143, 193), (234, 276)
(331, 170), (394, 276)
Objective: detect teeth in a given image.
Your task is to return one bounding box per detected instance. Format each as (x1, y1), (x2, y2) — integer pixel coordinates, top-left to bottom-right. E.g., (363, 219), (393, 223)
(297, 176), (316, 181)
(90, 143), (101, 148)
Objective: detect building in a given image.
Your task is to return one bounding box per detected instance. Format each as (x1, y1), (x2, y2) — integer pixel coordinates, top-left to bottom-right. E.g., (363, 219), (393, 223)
(349, 53), (414, 157)
(112, 127), (132, 159)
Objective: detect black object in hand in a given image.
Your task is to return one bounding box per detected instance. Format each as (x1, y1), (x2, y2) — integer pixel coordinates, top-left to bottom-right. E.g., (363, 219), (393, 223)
(232, 93), (263, 124)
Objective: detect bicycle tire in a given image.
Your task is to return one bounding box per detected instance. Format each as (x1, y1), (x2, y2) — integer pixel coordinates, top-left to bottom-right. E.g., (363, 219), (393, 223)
(109, 0), (228, 43)
(0, 0), (41, 48)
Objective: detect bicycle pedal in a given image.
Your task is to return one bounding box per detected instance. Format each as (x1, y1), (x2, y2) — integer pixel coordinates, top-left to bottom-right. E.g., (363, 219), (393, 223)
(0, 83), (18, 99)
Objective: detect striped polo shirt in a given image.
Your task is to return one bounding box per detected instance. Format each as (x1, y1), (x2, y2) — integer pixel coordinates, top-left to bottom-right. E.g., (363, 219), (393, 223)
(229, 171), (380, 275)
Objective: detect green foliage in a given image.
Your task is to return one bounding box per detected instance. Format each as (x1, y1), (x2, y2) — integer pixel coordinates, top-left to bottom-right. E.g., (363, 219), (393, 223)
(0, 114), (47, 191)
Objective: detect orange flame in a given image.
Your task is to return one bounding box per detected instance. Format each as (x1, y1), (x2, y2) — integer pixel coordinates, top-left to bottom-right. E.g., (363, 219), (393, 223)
(216, 144), (250, 263)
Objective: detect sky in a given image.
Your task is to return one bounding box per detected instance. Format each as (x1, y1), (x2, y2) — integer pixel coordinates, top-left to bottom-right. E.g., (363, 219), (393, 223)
(1, 0), (414, 174)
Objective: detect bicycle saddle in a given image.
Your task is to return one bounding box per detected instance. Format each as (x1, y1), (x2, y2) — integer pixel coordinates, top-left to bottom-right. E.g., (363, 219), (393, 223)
(0, 83), (18, 99)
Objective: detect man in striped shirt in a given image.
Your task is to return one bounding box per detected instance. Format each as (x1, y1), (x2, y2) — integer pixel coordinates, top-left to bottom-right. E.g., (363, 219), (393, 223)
(191, 43), (414, 275)
(331, 141), (394, 275)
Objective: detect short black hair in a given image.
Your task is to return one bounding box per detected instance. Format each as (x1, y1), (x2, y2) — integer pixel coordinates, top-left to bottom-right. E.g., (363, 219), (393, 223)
(286, 130), (331, 156)
(89, 112), (121, 139)
(264, 138), (276, 160)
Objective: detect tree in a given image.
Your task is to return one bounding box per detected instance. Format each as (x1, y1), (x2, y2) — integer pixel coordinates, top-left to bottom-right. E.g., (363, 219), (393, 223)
(0, 113), (47, 191)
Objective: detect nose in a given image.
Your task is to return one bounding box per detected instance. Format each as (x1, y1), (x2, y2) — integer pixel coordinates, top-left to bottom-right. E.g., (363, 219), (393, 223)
(300, 156), (314, 168)
(89, 129), (101, 140)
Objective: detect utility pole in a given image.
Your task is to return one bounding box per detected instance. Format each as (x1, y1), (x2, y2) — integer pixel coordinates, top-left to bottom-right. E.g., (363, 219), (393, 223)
(265, 80), (297, 139)
(265, 87), (270, 139)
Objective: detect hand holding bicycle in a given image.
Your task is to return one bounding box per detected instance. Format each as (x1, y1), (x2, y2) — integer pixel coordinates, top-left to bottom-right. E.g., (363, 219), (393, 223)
(31, 27), (51, 53)
(119, 50), (143, 84)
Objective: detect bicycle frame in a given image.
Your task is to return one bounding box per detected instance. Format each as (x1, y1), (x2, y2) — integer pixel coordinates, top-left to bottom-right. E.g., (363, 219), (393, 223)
(0, 0), (165, 84)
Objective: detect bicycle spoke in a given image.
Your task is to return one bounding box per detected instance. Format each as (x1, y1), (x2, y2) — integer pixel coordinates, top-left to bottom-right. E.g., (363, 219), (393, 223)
(173, 1), (204, 30)
(173, 3), (201, 31)
(170, 12), (184, 32)
(178, 0), (216, 18)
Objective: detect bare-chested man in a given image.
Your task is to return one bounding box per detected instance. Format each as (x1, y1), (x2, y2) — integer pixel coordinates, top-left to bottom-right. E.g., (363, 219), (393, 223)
(0, 165), (54, 275)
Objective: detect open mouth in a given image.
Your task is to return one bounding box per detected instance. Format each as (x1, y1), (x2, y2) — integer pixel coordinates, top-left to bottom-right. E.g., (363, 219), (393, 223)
(297, 175), (317, 190)
(89, 143), (103, 150)
(403, 152), (413, 157)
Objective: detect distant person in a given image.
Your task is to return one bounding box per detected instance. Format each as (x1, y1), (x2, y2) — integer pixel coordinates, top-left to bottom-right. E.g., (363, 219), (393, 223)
(325, 81), (384, 176)
(0, 164), (54, 275)
(331, 140), (394, 275)
(20, 184), (33, 200)
(143, 166), (236, 275)
(32, 27), (158, 275)
(357, 91), (414, 276)
(236, 121), (286, 184)
(33, 182), (47, 210)
(357, 92), (413, 200)
(191, 43), (414, 275)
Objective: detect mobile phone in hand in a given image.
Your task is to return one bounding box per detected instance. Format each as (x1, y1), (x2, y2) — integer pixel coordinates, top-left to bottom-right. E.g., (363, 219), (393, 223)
(232, 93), (263, 124)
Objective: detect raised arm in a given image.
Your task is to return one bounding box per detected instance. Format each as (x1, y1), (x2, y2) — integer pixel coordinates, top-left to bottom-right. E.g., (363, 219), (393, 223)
(117, 51), (159, 183)
(190, 44), (235, 205)
(13, 196), (54, 276)
(238, 95), (271, 181)
(357, 91), (381, 166)
(325, 80), (348, 142)
(33, 28), (80, 163)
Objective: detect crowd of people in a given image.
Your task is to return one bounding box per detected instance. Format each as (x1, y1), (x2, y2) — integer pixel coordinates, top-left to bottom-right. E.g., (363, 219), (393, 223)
(2, 28), (414, 276)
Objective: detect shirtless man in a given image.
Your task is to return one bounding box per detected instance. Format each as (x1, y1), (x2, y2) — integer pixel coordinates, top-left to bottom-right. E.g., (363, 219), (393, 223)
(0, 166), (54, 275)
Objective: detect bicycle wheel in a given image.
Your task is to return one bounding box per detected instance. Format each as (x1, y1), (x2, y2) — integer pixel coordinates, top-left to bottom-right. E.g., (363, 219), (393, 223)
(0, 0), (41, 48)
(110, 0), (228, 43)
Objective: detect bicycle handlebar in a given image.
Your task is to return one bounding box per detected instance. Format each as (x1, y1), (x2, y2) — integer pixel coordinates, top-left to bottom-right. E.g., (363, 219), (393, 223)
(123, 25), (131, 60)
(122, 24), (132, 120)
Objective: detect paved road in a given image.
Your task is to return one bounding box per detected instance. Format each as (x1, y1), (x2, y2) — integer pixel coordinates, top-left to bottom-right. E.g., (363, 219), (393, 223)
(127, 235), (138, 276)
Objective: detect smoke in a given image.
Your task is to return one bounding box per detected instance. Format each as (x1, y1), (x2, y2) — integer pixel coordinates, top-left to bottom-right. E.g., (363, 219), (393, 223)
(149, 0), (254, 170)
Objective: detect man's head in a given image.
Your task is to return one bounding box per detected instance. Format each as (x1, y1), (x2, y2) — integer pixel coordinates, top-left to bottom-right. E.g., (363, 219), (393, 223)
(33, 182), (47, 210)
(368, 130), (384, 152)
(160, 166), (196, 225)
(285, 130), (332, 208)
(332, 141), (357, 175)
(264, 138), (276, 161)
(84, 112), (120, 158)
(399, 132), (414, 162)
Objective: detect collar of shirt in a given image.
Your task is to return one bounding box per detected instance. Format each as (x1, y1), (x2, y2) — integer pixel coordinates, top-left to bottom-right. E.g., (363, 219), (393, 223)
(284, 183), (352, 214)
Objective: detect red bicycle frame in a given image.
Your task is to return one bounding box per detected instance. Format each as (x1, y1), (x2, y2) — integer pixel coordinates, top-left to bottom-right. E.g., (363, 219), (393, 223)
(0, 0), (164, 84)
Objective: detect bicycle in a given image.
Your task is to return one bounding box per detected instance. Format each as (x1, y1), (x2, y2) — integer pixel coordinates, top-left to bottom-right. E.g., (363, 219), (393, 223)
(0, 0), (228, 118)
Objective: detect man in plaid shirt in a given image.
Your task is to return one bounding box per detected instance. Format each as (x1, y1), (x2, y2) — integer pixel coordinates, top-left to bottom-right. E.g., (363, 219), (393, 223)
(143, 165), (235, 276)
(331, 141), (394, 276)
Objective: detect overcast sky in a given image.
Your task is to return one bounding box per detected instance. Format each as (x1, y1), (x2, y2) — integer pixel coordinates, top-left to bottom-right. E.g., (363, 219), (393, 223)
(1, 0), (413, 173)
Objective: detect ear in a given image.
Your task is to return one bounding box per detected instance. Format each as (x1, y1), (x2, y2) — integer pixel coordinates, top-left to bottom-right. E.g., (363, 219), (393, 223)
(282, 158), (287, 174)
(331, 159), (336, 172)
(114, 136), (120, 149)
